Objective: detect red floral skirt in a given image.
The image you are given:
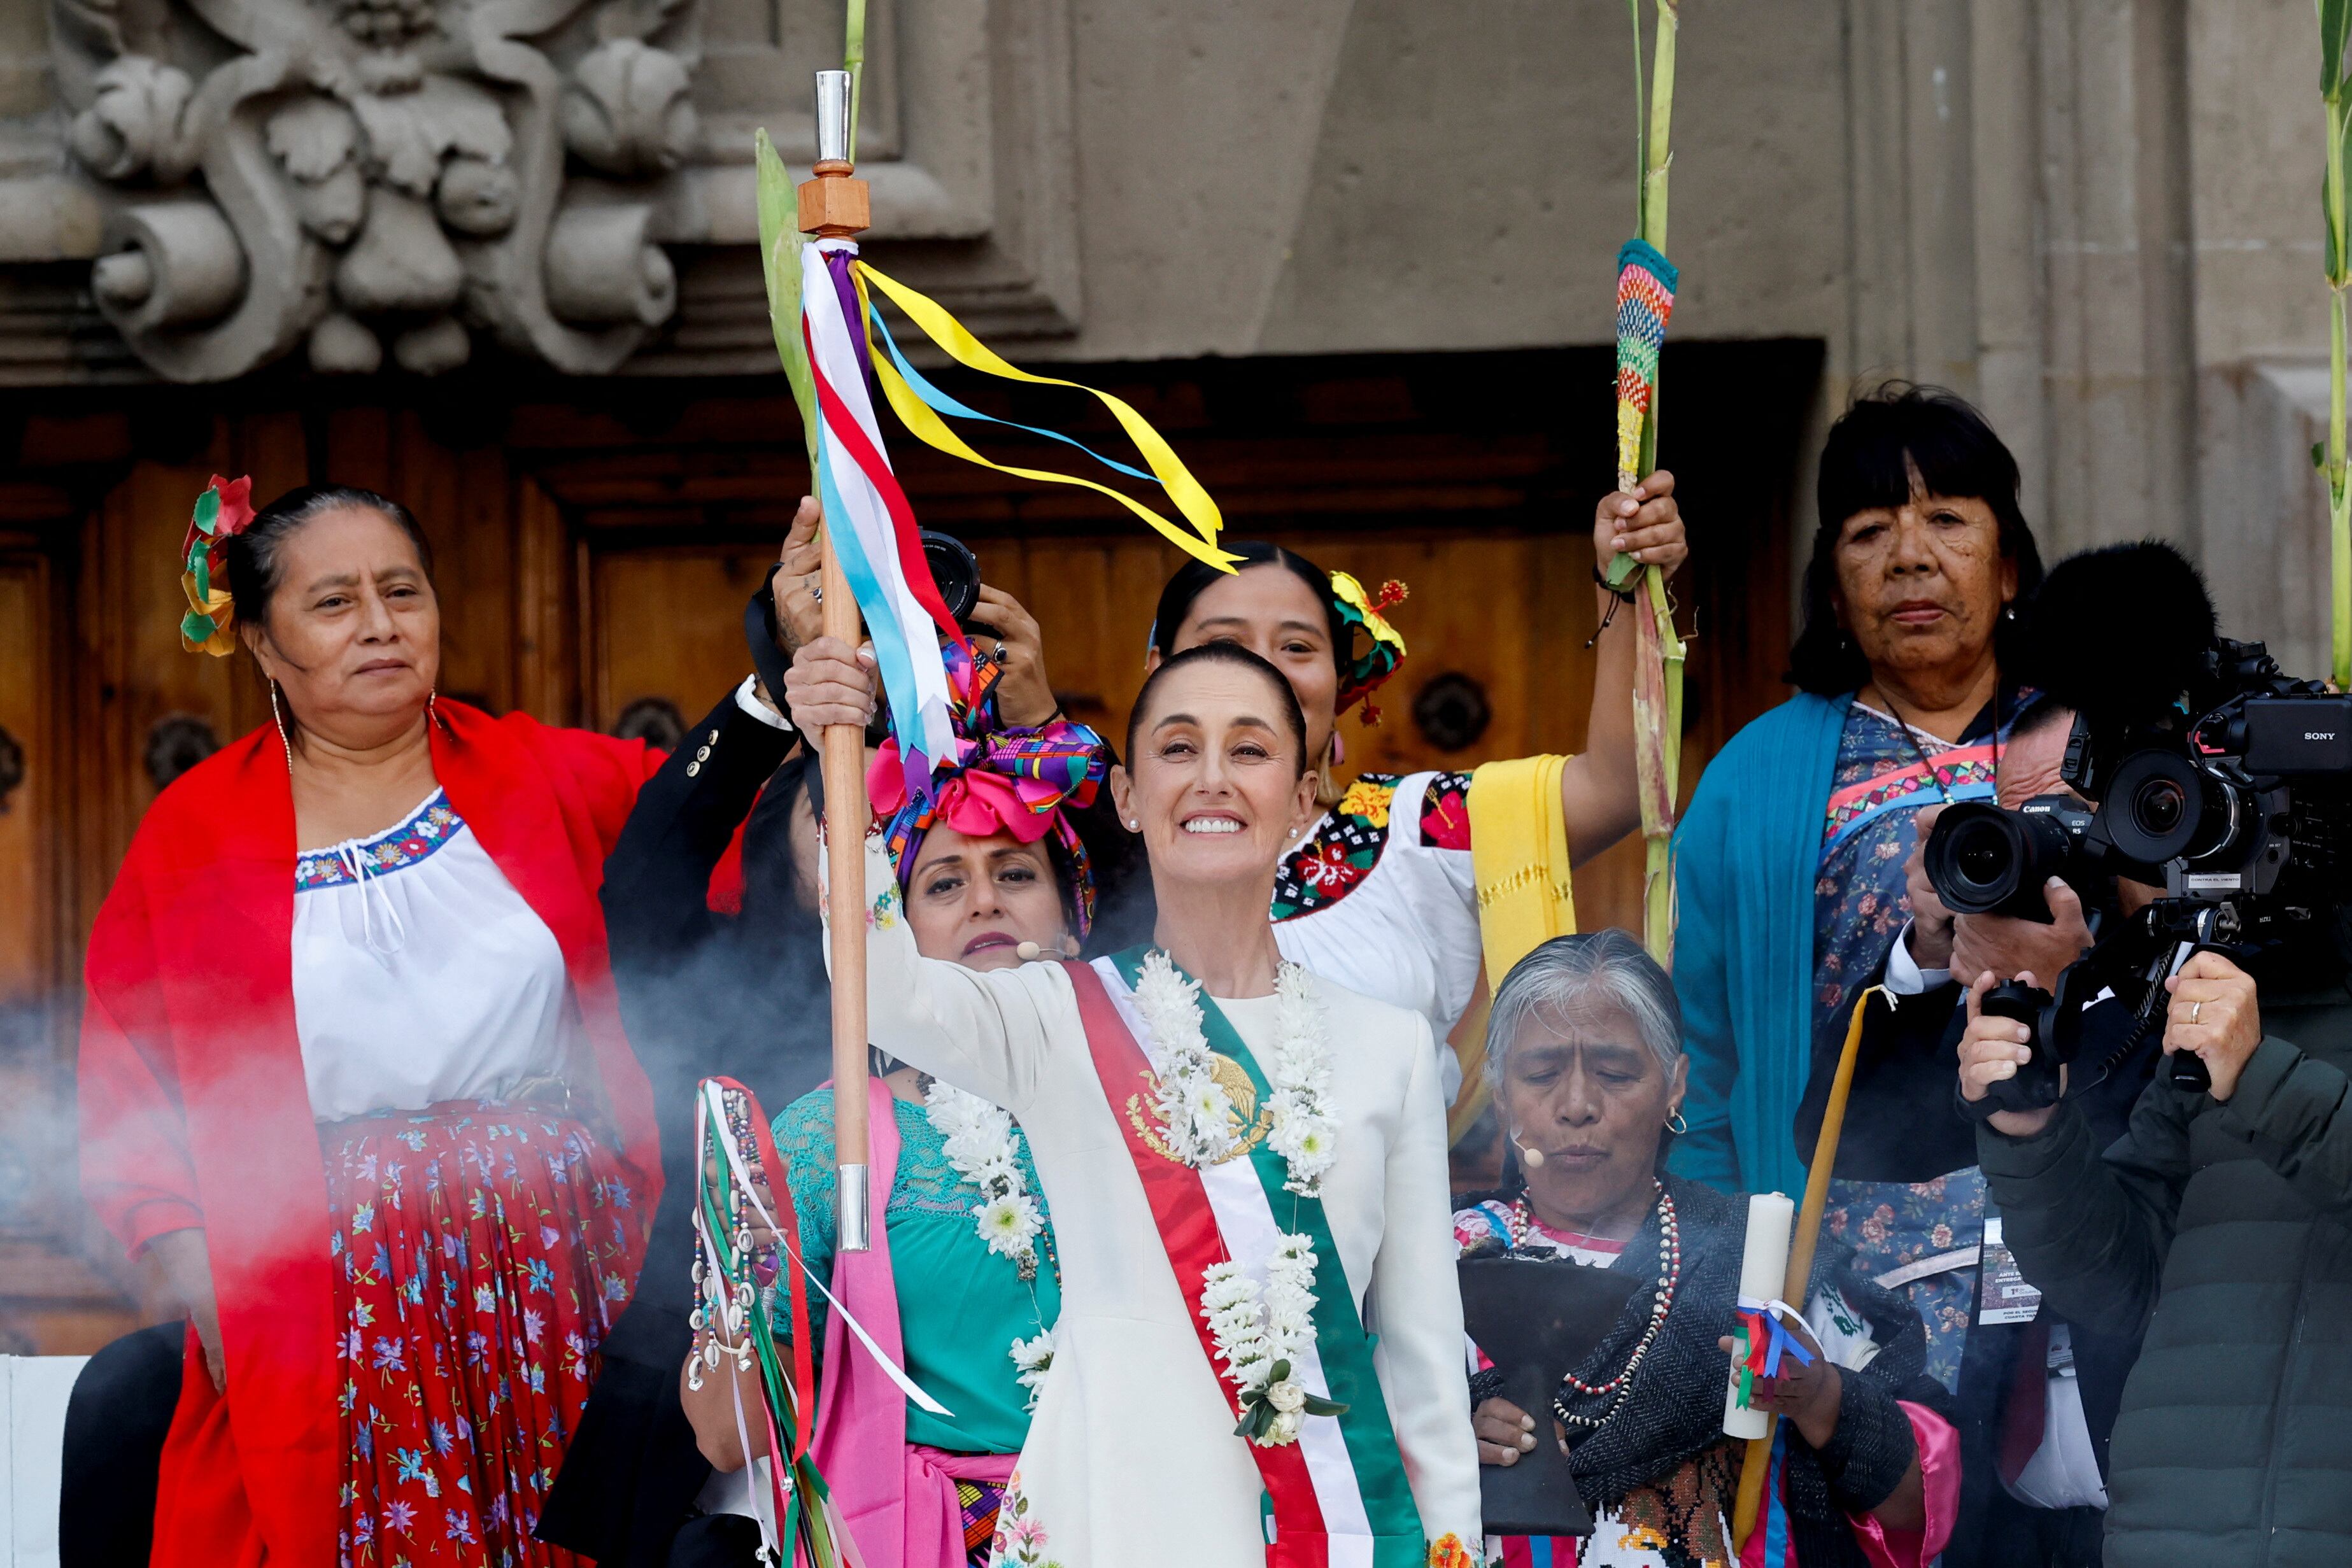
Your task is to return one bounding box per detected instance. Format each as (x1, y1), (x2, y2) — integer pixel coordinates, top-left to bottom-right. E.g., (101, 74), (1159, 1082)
(326, 1101), (644, 1568)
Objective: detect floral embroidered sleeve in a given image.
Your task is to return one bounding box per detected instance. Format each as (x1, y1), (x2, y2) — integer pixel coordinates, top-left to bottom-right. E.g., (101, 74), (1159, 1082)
(1413, 771), (1474, 852)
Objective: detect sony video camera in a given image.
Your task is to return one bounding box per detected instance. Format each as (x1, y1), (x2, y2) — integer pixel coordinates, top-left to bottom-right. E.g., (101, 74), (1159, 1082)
(1927, 542), (2352, 1104)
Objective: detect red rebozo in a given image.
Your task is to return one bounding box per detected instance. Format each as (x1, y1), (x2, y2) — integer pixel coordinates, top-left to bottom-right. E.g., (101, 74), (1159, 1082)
(78, 701), (664, 1568)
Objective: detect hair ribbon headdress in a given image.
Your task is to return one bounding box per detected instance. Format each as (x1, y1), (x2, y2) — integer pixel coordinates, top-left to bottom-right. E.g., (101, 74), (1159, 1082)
(867, 642), (1112, 935)
(1329, 570), (1410, 724)
(178, 475), (255, 656)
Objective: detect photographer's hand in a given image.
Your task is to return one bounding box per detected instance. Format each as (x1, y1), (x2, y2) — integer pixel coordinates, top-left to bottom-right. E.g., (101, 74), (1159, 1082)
(1959, 969), (2064, 1137)
(2164, 950), (2262, 1101)
(974, 584), (1059, 727)
(1903, 805), (1955, 970)
(773, 496), (825, 658)
(1949, 879), (2092, 987)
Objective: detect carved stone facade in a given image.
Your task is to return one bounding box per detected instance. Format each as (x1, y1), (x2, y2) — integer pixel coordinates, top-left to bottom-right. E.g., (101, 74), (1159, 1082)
(29, 0), (1080, 380)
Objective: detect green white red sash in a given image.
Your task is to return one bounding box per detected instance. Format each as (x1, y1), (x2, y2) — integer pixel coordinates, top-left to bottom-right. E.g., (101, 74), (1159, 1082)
(1066, 950), (1425, 1568)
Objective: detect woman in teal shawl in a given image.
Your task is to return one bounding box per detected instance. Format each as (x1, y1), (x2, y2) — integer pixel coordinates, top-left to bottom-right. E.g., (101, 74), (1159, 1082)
(1668, 385), (2044, 1202)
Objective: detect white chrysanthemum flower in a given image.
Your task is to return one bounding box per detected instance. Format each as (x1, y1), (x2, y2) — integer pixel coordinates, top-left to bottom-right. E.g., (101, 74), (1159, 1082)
(975, 1194), (1041, 1255)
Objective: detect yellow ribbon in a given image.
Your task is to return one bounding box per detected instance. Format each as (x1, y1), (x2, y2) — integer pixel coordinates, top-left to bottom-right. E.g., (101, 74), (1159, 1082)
(853, 260), (1241, 572)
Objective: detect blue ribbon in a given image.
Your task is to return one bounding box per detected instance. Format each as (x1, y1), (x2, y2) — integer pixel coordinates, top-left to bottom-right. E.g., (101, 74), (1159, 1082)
(1736, 1297), (1817, 1380)
(865, 303), (1166, 487)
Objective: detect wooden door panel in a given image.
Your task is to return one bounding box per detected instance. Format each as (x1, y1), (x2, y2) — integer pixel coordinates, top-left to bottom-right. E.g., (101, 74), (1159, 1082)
(589, 547), (784, 733)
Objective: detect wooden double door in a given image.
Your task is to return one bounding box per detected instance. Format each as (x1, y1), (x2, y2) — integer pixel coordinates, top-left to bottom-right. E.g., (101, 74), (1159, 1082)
(0, 341), (1817, 1348)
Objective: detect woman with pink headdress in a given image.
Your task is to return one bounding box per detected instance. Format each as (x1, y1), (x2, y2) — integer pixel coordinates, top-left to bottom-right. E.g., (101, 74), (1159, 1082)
(677, 638), (1117, 1568)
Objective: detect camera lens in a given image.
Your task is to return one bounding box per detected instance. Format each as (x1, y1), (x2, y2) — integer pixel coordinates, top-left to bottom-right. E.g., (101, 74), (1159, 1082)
(1957, 835), (2005, 888)
(919, 530), (982, 627)
(2133, 777), (2185, 837)
(2100, 749), (2250, 868)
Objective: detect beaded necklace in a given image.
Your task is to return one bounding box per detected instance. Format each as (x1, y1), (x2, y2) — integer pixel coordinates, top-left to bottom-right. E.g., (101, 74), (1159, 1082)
(1506, 1184), (1682, 1434)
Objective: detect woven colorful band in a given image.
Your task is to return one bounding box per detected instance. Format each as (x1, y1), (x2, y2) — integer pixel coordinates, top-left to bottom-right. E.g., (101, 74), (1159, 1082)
(869, 642), (1110, 935)
(1613, 238), (1679, 489)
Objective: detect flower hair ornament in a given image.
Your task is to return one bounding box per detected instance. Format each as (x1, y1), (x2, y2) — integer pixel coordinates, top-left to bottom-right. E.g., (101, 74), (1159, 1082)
(867, 640), (1113, 935)
(1329, 570), (1409, 724)
(178, 475), (256, 656)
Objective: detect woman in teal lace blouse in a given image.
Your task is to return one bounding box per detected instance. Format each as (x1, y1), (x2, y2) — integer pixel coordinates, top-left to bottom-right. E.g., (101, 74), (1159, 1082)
(684, 635), (1112, 1568)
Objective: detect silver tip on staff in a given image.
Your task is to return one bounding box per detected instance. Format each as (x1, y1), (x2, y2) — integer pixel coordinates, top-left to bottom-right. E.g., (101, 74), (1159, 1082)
(837, 1162), (871, 1252)
(815, 69), (853, 164)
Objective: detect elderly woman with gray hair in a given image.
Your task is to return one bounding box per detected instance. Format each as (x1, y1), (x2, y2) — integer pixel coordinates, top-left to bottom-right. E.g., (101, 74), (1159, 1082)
(1453, 931), (1960, 1568)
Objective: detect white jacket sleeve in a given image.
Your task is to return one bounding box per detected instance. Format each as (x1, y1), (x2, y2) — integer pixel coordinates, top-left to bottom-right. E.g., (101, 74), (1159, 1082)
(820, 831), (1070, 1117)
(1368, 1013), (1484, 1548)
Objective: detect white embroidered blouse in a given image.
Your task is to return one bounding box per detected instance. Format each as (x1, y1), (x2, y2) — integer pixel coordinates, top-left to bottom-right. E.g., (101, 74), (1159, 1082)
(290, 789), (581, 1123)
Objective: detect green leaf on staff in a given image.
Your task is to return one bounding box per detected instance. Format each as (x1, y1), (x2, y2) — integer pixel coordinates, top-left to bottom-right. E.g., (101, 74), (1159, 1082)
(2324, 0), (2352, 97)
(754, 128), (821, 466)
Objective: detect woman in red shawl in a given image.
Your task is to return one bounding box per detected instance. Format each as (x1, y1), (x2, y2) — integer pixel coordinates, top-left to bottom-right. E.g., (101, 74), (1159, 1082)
(78, 479), (666, 1568)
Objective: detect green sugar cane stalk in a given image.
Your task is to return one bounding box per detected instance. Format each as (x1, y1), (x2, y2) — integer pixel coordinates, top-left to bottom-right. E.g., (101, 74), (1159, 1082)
(2323, 1), (2352, 687)
(754, 129), (821, 467)
(1610, 0), (1687, 966)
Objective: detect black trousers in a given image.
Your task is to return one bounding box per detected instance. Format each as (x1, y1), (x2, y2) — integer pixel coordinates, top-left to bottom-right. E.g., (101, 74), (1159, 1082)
(59, 1322), (184, 1568)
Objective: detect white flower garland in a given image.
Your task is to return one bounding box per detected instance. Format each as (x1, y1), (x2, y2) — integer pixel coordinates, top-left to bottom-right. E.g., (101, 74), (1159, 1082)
(1264, 961), (1339, 1197)
(923, 1078), (1056, 1408)
(1128, 949), (1344, 1446)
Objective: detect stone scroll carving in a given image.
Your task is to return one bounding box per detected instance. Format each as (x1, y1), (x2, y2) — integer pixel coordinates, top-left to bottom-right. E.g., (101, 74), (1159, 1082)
(50, 0), (700, 379)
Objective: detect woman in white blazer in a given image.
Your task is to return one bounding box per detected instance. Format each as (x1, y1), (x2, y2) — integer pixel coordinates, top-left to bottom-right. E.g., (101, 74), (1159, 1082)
(787, 635), (1482, 1568)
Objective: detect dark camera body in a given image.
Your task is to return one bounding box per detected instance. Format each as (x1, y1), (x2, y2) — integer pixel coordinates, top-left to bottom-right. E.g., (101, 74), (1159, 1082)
(1929, 632), (2352, 1099)
(1925, 640), (2352, 926)
(920, 530), (986, 631)
(1924, 796), (2097, 922)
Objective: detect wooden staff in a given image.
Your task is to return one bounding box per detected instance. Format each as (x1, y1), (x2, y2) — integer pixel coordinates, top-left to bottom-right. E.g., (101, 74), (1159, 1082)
(801, 68), (876, 1252)
(1728, 984), (1881, 1549)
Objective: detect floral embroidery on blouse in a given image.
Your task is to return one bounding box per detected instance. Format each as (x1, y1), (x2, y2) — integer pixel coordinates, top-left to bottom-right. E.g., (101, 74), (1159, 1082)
(1417, 771), (1472, 851)
(296, 794), (464, 891)
(1271, 770), (1475, 921)
(1811, 695), (2032, 1054)
(989, 1471), (1065, 1568)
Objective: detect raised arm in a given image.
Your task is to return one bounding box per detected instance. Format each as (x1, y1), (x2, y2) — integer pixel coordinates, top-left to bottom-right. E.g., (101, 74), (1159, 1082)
(1559, 470), (1688, 866)
(1367, 1019), (1482, 1548)
(823, 831), (1068, 1117)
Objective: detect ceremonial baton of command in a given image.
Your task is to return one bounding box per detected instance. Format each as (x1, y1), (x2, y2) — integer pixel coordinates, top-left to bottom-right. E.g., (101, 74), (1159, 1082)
(800, 69), (877, 1252)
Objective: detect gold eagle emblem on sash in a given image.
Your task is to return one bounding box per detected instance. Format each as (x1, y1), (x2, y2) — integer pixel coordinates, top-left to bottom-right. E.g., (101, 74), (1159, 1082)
(1126, 1056), (1273, 1165)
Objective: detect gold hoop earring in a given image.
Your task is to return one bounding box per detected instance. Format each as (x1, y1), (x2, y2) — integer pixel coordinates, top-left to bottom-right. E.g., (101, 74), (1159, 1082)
(269, 681), (295, 773)
(1666, 1109), (1689, 1136)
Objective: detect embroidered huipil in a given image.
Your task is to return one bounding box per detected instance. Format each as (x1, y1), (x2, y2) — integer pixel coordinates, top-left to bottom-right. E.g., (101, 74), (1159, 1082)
(774, 1089), (1059, 1455)
(1271, 770), (1478, 1096)
(293, 791), (581, 1117)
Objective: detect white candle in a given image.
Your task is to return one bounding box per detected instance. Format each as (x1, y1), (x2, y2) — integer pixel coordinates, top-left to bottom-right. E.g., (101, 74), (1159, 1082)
(1723, 1190), (1794, 1439)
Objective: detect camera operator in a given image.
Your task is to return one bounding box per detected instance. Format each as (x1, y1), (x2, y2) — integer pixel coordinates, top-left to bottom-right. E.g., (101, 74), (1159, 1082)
(1797, 699), (2162, 1567)
(1955, 545), (2352, 1568)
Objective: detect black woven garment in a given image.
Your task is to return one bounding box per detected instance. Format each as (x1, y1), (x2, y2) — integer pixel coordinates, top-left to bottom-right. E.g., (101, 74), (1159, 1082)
(1463, 1175), (1952, 1564)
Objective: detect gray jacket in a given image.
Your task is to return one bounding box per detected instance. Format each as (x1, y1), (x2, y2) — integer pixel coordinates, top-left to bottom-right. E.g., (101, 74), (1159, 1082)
(1977, 986), (2352, 1568)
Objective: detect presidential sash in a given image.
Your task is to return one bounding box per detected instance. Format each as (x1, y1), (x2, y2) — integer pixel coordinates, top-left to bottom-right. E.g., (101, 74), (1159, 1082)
(1065, 951), (1425, 1568)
